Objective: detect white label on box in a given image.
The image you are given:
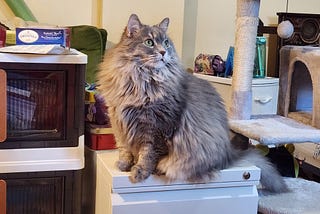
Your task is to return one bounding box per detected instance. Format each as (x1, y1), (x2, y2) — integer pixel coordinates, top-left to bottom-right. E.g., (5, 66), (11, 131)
(18, 30), (39, 43)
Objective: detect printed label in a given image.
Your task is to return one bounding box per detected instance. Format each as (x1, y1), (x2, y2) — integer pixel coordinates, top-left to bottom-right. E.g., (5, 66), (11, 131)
(18, 29), (39, 43)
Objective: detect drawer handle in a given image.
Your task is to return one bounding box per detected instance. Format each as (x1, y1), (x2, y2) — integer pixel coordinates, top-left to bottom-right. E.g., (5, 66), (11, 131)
(254, 97), (272, 104)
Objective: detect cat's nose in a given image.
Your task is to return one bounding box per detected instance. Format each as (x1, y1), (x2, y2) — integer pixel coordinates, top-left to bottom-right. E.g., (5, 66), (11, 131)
(159, 50), (166, 56)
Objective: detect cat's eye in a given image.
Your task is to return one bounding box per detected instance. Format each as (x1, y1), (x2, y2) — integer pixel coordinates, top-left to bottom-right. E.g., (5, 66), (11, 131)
(144, 39), (154, 47)
(163, 39), (170, 48)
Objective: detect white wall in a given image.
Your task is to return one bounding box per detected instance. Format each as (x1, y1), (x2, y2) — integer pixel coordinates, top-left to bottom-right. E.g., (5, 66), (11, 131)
(24, 0), (185, 57)
(181, 0), (198, 68)
(260, 0), (320, 24)
(19, 0), (320, 68)
(102, 0), (185, 57)
(194, 0), (320, 65)
(194, 1), (236, 64)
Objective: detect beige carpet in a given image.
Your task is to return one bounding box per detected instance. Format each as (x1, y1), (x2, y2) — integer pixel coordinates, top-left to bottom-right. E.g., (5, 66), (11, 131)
(258, 177), (320, 214)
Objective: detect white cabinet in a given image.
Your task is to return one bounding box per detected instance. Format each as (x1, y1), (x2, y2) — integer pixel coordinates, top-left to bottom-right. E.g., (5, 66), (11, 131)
(194, 74), (279, 115)
(95, 150), (260, 214)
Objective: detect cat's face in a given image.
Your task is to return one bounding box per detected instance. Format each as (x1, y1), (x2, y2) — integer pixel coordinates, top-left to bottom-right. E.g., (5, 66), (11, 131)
(121, 14), (177, 70)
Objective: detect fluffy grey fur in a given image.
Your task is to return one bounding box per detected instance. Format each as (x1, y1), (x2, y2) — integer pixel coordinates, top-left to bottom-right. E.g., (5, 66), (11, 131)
(97, 14), (288, 193)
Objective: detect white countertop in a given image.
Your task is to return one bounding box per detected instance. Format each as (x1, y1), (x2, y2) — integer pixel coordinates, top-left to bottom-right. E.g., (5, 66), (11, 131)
(0, 48), (87, 64)
(0, 135), (84, 173)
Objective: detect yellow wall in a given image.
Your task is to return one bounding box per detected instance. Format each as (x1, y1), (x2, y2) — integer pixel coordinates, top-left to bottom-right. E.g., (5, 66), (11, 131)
(24, 0), (94, 26)
(23, 0), (185, 56)
(0, 0), (15, 24)
(16, 0), (320, 67)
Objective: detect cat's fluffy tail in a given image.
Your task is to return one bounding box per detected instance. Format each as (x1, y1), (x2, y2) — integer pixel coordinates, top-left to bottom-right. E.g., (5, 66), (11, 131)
(236, 149), (289, 193)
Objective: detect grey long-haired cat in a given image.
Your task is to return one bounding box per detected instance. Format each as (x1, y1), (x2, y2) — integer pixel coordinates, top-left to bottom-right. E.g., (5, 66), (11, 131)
(97, 14), (288, 193)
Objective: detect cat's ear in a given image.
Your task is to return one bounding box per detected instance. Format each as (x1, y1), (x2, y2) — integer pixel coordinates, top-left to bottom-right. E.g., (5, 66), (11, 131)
(126, 14), (142, 38)
(158, 17), (169, 32)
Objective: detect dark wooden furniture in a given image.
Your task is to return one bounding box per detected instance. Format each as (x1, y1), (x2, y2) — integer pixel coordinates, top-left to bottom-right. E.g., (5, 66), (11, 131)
(0, 171), (81, 214)
(0, 69), (5, 143)
(0, 51), (86, 214)
(0, 180), (6, 214)
(0, 63), (84, 149)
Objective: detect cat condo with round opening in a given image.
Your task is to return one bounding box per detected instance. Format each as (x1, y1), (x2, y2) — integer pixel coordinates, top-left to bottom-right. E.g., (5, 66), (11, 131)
(278, 46), (320, 129)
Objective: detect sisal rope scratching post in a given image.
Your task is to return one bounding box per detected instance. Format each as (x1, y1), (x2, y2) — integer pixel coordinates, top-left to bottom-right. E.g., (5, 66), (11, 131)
(229, 0), (260, 120)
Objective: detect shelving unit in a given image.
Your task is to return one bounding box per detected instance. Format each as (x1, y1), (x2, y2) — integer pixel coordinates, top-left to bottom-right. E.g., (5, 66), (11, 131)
(0, 50), (87, 214)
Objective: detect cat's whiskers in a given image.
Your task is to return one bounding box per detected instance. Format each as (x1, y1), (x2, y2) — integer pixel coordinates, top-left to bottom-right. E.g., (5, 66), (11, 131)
(140, 55), (163, 64)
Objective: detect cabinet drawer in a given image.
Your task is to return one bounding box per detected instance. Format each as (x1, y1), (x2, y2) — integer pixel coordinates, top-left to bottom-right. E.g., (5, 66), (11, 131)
(194, 74), (279, 115)
(252, 83), (279, 115)
(96, 150), (260, 214)
(0, 170), (81, 214)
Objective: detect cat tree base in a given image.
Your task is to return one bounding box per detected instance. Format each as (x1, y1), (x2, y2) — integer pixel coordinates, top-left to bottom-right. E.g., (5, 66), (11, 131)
(95, 150), (260, 214)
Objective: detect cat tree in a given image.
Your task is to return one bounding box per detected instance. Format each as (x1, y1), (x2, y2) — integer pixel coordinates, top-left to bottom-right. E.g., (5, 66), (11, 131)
(229, 0), (320, 145)
(231, 1), (320, 213)
(230, 0), (259, 120)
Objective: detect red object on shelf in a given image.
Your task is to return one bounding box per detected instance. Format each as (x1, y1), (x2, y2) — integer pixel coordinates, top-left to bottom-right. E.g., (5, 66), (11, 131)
(0, 27), (6, 48)
(85, 123), (117, 150)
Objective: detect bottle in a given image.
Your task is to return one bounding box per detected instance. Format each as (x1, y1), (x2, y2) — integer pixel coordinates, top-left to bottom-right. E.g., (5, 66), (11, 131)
(253, 36), (266, 78)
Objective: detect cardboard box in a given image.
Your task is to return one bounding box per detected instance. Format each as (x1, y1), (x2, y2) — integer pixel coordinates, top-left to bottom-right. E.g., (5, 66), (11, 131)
(16, 27), (70, 47)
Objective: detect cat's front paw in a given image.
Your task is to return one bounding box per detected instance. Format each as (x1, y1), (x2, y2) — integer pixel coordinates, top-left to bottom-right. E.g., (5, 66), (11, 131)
(129, 165), (151, 183)
(153, 167), (165, 176)
(117, 159), (133, 172)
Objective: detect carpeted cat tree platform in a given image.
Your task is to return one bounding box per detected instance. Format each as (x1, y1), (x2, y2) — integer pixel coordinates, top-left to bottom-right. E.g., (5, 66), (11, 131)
(230, 115), (320, 145)
(258, 177), (320, 214)
(231, 0), (320, 213)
